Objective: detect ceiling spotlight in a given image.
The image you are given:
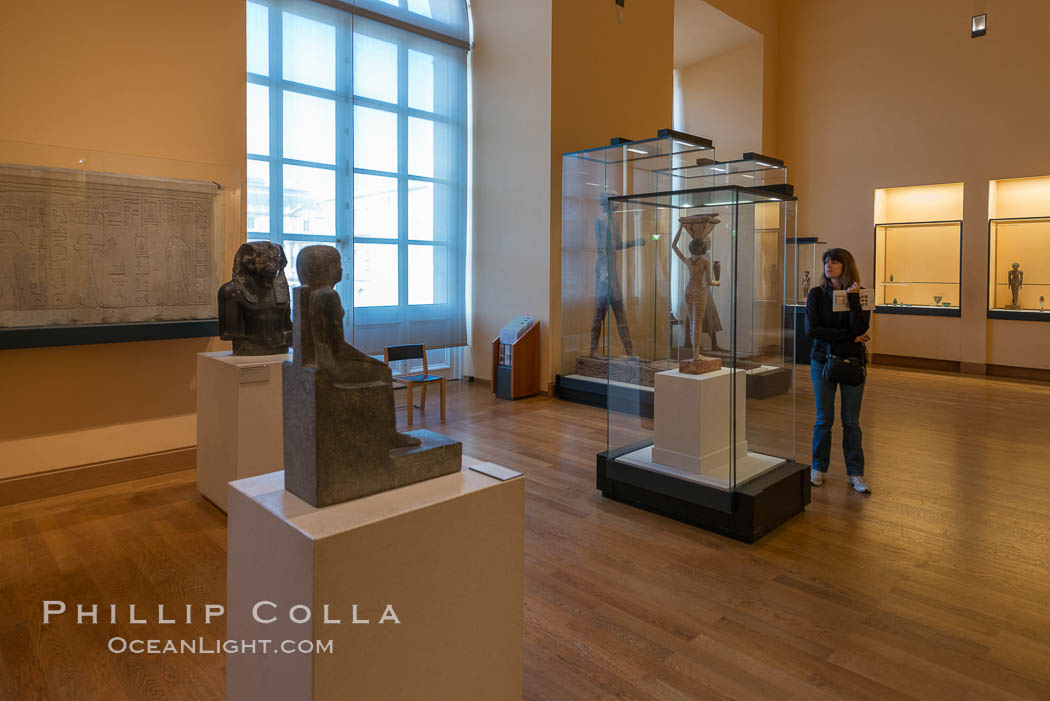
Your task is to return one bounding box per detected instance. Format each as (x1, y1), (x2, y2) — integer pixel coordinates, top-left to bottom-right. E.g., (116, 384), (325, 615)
(971, 14), (986, 38)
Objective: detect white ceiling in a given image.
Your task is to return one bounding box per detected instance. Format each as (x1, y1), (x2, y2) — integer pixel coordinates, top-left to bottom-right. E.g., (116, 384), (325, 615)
(674, 0), (762, 69)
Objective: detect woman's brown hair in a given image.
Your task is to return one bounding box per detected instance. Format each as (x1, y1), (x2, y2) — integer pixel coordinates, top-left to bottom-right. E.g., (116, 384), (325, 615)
(818, 247), (862, 290)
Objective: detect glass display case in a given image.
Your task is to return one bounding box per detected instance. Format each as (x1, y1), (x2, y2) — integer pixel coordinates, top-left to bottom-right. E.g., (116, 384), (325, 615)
(785, 236), (826, 307)
(874, 220), (962, 316)
(558, 129), (715, 405)
(655, 152), (789, 192)
(783, 236), (826, 361)
(988, 217), (1050, 320)
(593, 183), (808, 542)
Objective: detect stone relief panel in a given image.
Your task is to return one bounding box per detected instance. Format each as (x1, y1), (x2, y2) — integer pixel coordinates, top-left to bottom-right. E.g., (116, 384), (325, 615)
(0, 163), (223, 328)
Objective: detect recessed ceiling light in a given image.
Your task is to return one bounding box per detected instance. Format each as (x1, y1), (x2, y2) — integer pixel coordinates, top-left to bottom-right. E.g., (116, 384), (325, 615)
(971, 13), (986, 38)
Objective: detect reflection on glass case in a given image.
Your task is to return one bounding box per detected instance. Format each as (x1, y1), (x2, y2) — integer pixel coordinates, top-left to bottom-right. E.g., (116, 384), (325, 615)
(874, 221), (962, 317)
(784, 236), (826, 362)
(785, 236), (826, 307)
(592, 184), (809, 542)
(988, 218), (1050, 320)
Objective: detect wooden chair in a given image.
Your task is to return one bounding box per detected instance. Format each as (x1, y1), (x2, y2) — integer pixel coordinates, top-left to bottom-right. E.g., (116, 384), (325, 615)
(384, 344), (446, 426)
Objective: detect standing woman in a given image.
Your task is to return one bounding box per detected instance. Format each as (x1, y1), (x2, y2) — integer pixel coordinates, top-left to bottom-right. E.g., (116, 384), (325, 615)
(806, 248), (872, 493)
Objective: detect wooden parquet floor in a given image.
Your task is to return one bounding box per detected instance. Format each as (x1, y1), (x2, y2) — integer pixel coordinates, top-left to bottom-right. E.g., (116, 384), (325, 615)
(2, 366), (1049, 700)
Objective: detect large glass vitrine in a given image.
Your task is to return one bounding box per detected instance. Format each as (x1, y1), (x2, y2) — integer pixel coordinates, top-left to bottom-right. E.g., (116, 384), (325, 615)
(594, 184), (808, 542)
(558, 130), (715, 405)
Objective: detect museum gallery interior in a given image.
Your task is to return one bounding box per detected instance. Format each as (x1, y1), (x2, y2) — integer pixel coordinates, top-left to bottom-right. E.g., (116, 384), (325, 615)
(1, 1), (1049, 699)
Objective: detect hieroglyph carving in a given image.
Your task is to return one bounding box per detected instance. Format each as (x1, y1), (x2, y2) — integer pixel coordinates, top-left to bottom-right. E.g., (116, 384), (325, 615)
(0, 164), (223, 327)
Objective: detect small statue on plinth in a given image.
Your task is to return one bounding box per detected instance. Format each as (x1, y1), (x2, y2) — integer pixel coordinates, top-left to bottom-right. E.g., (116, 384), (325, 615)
(1007, 262), (1023, 308)
(283, 245), (460, 507)
(801, 270), (811, 298)
(589, 191), (645, 357)
(672, 215), (723, 375)
(218, 241), (292, 355)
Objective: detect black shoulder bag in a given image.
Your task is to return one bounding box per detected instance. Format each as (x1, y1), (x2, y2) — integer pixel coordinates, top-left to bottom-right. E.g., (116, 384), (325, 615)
(822, 354), (866, 386)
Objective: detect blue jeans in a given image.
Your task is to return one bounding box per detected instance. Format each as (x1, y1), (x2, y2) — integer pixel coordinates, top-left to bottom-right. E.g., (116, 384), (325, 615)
(810, 360), (865, 476)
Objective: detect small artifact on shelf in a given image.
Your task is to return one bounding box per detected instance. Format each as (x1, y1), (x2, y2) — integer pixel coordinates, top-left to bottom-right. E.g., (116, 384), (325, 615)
(283, 245), (460, 507)
(801, 270), (811, 297)
(892, 298), (898, 305)
(1007, 262), (1024, 309)
(1041, 295), (1045, 311)
(933, 295), (942, 306)
(942, 302), (951, 307)
(218, 241), (293, 355)
(890, 274), (894, 282)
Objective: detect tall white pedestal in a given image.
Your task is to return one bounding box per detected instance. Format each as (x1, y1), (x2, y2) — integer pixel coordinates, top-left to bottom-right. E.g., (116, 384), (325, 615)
(226, 459), (525, 701)
(196, 351), (288, 511)
(652, 367), (748, 473)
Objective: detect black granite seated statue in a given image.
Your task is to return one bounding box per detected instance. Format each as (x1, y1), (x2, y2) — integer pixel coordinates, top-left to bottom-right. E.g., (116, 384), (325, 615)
(283, 245), (461, 507)
(218, 242), (292, 355)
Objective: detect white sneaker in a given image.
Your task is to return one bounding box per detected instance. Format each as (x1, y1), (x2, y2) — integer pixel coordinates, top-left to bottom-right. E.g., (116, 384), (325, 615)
(848, 475), (871, 493)
(810, 470), (825, 486)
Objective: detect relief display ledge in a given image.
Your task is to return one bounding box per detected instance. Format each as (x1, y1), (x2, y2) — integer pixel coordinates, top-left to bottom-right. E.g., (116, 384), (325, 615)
(0, 319), (219, 350)
(874, 305), (961, 317)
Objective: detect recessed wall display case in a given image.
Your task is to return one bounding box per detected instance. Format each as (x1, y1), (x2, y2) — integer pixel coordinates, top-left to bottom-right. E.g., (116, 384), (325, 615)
(873, 183), (964, 318)
(557, 129), (715, 408)
(988, 176), (1050, 322)
(594, 183), (807, 542)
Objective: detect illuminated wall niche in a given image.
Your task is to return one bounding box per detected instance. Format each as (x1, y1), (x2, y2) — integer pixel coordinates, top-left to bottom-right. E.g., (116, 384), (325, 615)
(873, 182), (963, 317)
(988, 176), (1050, 321)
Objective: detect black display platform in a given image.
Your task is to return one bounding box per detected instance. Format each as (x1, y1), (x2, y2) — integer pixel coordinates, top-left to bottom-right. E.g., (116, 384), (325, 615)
(785, 304), (811, 362)
(555, 373), (652, 414)
(597, 442), (810, 543)
(556, 364), (792, 417)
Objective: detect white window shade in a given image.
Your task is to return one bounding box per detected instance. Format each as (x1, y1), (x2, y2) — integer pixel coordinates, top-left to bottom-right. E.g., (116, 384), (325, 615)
(345, 0), (469, 45)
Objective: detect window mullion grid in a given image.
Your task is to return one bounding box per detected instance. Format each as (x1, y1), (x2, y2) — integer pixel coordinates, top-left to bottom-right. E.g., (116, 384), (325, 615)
(269, 8), (283, 247)
(397, 41), (410, 311)
(338, 14), (353, 336)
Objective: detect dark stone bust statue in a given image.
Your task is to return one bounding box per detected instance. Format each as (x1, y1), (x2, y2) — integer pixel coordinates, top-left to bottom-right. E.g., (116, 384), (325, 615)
(218, 241), (292, 355)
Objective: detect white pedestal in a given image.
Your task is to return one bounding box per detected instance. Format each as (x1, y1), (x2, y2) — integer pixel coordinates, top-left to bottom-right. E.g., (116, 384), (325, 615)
(652, 367), (748, 473)
(226, 458), (524, 701)
(196, 351), (288, 512)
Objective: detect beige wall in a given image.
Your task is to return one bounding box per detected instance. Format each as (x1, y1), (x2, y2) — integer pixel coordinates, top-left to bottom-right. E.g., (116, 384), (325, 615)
(0, 0), (244, 477)
(699, 0), (779, 155)
(678, 38), (764, 160)
(548, 0), (674, 387)
(773, 0), (1050, 368)
(468, 0), (553, 383)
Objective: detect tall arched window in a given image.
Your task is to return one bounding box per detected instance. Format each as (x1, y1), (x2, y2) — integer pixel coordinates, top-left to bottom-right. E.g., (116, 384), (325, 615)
(246, 0), (469, 352)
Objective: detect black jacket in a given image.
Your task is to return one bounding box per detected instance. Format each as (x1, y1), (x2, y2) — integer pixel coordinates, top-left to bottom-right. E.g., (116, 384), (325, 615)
(805, 286), (871, 363)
